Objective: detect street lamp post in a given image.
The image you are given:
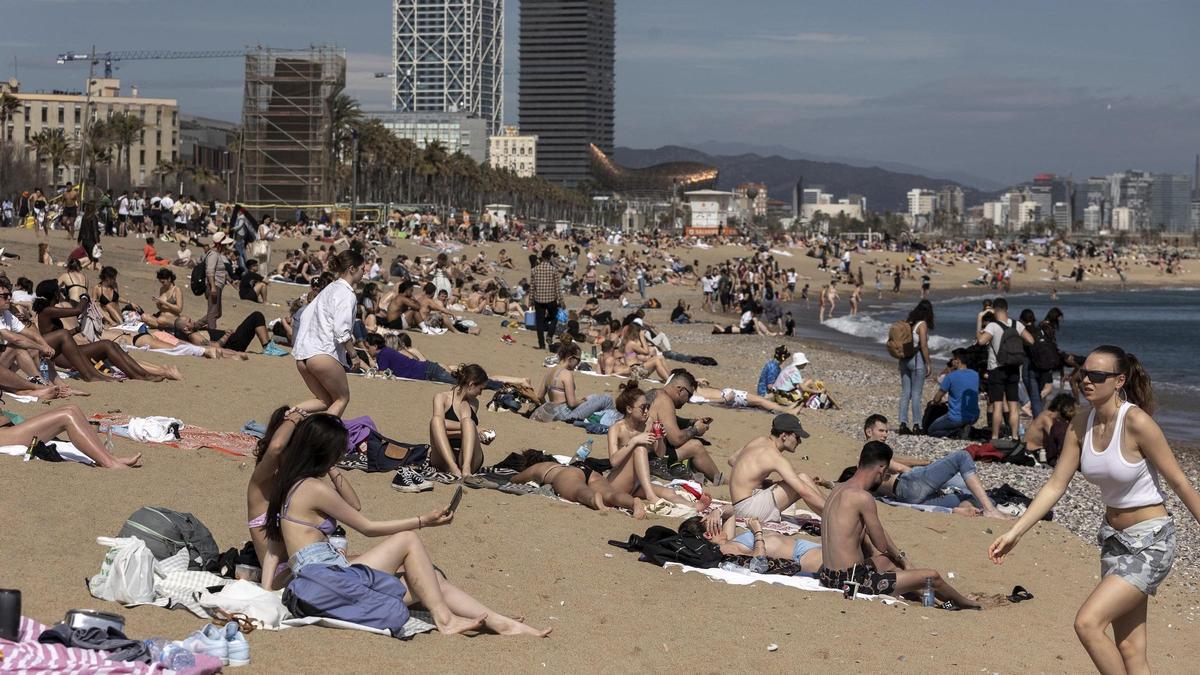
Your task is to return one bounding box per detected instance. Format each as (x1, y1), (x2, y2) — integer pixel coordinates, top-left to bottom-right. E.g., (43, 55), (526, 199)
(350, 129), (359, 224)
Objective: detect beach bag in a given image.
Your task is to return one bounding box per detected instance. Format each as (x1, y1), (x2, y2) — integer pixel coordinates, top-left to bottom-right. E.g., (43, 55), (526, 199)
(118, 506), (220, 571)
(190, 261), (208, 296)
(994, 320), (1025, 367)
(282, 563), (410, 637)
(88, 536), (156, 604)
(886, 320), (916, 359)
(1029, 327), (1059, 371)
(611, 525), (723, 568)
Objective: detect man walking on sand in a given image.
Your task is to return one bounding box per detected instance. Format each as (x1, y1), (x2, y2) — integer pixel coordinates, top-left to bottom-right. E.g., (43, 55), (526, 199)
(724, 414), (827, 521)
(819, 441), (980, 608)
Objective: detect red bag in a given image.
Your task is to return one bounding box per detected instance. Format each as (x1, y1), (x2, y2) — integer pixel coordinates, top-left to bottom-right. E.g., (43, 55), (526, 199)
(965, 443), (1005, 462)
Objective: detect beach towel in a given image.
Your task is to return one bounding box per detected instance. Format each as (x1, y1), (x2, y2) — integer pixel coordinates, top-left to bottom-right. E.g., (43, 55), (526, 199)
(662, 563), (904, 604)
(89, 413), (257, 458)
(0, 617), (168, 674)
(0, 441), (94, 465)
(122, 342), (207, 358)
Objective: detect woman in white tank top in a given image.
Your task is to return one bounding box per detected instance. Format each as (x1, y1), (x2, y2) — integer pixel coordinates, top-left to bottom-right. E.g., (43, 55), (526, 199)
(987, 345), (1200, 673)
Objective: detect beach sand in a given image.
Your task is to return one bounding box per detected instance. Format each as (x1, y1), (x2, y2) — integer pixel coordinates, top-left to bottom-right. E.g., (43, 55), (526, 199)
(2, 227), (1198, 673)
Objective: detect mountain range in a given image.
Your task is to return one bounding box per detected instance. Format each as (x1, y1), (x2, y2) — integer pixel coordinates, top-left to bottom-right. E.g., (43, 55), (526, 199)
(612, 144), (994, 214)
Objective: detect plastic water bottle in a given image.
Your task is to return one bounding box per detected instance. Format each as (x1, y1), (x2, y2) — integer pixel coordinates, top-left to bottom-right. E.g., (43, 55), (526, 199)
(718, 561), (746, 574)
(328, 526), (348, 556)
(574, 439), (593, 463)
(104, 425), (115, 452)
(922, 577), (936, 607)
(159, 643), (196, 670)
(747, 556), (769, 574)
(38, 359), (50, 384)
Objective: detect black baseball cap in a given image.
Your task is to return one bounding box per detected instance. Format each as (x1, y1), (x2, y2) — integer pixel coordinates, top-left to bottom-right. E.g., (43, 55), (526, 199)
(772, 414), (810, 439)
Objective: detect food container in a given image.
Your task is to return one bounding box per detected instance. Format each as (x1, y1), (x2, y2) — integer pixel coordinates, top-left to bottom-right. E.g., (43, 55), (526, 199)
(64, 609), (126, 633)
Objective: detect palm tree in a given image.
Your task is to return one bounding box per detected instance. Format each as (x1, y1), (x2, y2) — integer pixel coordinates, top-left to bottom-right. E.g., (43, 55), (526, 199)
(328, 93), (362, 197)
(0, 91), (20, 187)
(153, 158), (179, 193)
(30, 128), (74, 185)
(107, 112), (145, 178)
(189, 166), (219, 199)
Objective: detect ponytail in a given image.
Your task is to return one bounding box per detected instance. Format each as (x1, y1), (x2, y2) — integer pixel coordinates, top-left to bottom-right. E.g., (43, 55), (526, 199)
(1092, 345), (1155, 416)
(329, 249), (365, 276)
(452, 363), (489, 390)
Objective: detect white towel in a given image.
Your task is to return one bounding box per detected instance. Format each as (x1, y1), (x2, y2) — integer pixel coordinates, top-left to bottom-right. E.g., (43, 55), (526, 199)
(663, 562), (903, 604)
(0, 441), (94, 465)
(126, 416), (182, 443)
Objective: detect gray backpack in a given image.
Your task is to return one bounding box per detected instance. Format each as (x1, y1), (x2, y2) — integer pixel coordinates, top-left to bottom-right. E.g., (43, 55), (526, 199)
(118, 507), (220, 571)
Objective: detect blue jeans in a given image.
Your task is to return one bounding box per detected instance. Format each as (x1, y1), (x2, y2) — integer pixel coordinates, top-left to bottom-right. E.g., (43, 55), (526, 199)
(637, 277), (646, 298)
(895, 450), (978, 508)
(926, 413), (974, 438)
(289, 541), (347, 574)
(1022, 358), (1044, 417)
(897, 355), (925, 426)
(551, 394), (614, 422)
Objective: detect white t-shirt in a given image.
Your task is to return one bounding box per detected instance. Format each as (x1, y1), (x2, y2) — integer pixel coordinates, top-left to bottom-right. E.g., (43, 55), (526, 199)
(117, 196), (129, 215)
(739, 311), (754, 330)
(983, 317), (1026, 370)
(702, 275), (718, 294)
(0, 309), (26, 341)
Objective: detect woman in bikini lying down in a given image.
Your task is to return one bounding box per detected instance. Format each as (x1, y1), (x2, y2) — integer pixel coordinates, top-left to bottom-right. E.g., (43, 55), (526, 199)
(509, 449), (649, 520)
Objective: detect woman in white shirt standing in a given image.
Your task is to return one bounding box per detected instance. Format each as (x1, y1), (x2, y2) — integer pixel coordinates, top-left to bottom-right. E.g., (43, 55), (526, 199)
(989, 346), (1200, 674)
(292, 249), (365, 417)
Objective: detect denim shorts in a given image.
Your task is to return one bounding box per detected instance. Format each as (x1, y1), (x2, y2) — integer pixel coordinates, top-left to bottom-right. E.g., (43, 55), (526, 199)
(1098, 516), (1175, 596)
(289, 541), (348, 574)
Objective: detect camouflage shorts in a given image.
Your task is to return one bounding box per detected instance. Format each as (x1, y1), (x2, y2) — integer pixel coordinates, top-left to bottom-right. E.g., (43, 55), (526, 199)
(1098, 516), (1175, 596)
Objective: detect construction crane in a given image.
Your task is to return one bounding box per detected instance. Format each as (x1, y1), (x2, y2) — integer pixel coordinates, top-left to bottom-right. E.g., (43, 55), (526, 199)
(56, 49), (250, 78)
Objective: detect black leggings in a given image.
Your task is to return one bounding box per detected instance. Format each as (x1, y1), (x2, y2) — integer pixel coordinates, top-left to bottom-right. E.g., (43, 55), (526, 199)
(225, 311), (265, 352)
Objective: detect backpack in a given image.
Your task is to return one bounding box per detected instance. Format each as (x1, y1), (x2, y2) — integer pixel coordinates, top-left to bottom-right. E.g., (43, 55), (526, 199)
(117, 506), (220, 571)
(992, 319), (1025, 367)
(1029, 326), (1059, 371)
(609, 525), (723, 568)
(886, 320), (916, 359)
(190, 260), (208, 296)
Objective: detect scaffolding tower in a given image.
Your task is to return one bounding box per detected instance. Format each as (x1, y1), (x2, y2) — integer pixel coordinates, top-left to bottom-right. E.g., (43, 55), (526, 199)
(241, 46), (345, 205)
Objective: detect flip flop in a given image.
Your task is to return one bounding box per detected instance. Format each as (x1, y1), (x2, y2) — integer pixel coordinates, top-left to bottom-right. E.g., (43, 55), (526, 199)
(1007, 585), (1034, 603)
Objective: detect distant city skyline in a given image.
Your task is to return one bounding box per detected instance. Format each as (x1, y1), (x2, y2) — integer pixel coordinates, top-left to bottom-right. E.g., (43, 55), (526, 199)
(3, 0), (1197, 185)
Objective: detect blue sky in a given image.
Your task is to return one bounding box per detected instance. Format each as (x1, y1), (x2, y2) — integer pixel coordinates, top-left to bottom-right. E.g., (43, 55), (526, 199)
(4, 0), (1197, 185)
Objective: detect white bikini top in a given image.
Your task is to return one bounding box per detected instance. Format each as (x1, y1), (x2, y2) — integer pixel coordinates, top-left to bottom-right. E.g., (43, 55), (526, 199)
(1079, 402), (1165, 509)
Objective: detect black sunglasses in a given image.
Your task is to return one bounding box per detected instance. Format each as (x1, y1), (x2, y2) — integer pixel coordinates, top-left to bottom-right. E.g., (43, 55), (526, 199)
(638, 403), (651, 412)
(0, 292), (11, 299)
(1080, 369), (1121, 384)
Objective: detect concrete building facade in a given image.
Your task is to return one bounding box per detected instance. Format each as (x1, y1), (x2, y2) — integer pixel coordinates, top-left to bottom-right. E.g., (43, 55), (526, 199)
(366, 110), (488, 164)
(487, 124), (537, 177)
(2, 77), (178, 187)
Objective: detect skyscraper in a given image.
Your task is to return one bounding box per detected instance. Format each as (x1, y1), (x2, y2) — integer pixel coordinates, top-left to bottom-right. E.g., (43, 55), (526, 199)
(1149, 173), (1192, 233)
(519, 0), (615, 186)
(392, 0), (503, 133)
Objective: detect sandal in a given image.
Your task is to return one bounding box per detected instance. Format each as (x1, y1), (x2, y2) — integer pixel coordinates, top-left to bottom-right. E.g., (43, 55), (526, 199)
(1007, 585), (1034, 603)
(209, 609), (257, 634)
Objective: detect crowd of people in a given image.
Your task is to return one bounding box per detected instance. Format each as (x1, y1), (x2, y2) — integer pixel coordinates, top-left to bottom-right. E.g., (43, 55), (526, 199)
(3, 195), (1198, 673)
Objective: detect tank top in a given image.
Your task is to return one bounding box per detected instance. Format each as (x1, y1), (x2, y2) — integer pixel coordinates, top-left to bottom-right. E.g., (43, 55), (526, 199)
(1079, 402), (1165, 509)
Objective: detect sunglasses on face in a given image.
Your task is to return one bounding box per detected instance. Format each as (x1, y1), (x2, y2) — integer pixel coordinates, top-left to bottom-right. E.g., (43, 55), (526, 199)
(677, 386), (693, 399)
(1080, 369), (1121, 384)
(0, 293), (10, 299)
(638, 403), (650, 412)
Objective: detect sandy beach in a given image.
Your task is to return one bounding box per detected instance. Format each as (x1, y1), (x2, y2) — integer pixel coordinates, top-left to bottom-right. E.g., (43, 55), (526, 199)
(2, 226), (1198, 673)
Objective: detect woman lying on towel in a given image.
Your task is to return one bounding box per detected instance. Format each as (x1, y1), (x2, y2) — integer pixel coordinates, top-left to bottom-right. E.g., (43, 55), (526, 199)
(0, 404), (142, 468)
(264, 412), (549, 637)
(508, 448), (649, 519)
(679, 515), (822, 574)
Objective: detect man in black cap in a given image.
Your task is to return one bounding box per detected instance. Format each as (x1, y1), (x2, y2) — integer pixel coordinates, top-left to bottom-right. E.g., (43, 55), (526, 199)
(720, 414), (826, 525)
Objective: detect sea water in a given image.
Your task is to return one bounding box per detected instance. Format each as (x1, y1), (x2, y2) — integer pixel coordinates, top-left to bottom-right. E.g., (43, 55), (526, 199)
(809, 288), (1200, 444)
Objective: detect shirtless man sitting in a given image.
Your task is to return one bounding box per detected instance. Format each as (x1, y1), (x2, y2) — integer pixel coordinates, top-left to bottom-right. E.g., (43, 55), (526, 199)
(725, 414), (826, 521)
(385, 281), (422, 330)
(819, 441), (980, 608)
(1021, 393), (1076, 466)
(645, 369), (722, 483)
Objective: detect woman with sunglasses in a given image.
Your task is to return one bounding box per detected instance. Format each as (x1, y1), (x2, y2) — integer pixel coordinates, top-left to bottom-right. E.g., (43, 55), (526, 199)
(605, 382), (696, 508)
(989, 346), (1200, 673)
